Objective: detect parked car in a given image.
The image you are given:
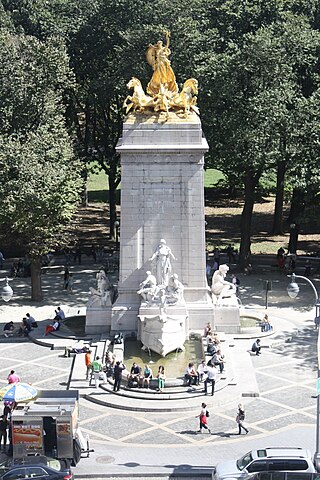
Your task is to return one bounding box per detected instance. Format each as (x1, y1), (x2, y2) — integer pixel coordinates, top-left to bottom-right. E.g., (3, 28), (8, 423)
(241, 473), (320, 480)
(213, 447), (316, 480)
(0, 456), (73, 480)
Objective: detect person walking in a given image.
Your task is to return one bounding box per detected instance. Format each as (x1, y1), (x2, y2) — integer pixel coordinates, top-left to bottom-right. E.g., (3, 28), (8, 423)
(204, 361), (217, 396)
(113, 361), (126, 392)
(197, 402), (211, 434)
(67, 273), (74, 292)
(85, 349), (92, 380)
(236, 403), (249, 435)
(63, 267), (70, 290)
(90, 356), (107, 389)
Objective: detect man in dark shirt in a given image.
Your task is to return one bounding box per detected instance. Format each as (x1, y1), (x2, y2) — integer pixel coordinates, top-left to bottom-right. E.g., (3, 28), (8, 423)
(114, 361), (126, 392)
(128, 362), (142, 387)
(3, 322), (16, 337)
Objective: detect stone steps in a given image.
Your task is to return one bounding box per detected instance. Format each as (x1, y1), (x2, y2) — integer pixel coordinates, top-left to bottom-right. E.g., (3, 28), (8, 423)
(84, 376), (239, 412)
(100, 374), (231, 401)
(67, 335), (261, 413)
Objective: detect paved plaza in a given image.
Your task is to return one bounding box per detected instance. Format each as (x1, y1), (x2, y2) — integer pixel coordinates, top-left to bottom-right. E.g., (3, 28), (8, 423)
(0, 257), (319, 477)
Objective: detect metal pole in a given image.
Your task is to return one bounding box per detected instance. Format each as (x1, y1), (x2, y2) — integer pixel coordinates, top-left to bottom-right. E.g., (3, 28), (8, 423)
(265, 287), (268, 310)
(315, 302), (320, 471)
(116, 227), (119, 251)
(290, 275), (320, 470)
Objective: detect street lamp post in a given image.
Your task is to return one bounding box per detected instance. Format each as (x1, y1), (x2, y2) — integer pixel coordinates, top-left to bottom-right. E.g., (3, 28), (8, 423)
(114, 220), (120, 251)
(287, 273), (320, 470)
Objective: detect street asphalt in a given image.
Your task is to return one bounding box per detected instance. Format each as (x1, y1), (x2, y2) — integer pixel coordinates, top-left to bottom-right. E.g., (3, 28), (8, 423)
(0, 255), (319, 478)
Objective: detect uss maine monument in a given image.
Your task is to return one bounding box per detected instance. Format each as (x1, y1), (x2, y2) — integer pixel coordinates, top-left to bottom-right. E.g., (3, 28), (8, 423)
(85, 32), (240, 345)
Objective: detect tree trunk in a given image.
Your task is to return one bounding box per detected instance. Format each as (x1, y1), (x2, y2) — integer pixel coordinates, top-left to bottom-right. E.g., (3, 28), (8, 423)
(287, 188), (304, 254)
(287, 188), (304, 224)
(80, 168), (88, 207)
(238, 170), (260, 270)
(31, 256), (43, 301)
(272, 160), (286, 234)
(288, 223), (300, 254)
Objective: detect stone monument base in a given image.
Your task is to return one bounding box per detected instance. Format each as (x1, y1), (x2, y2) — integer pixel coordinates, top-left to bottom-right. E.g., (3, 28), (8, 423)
(85, 306), (112, 335)
(138, 302), (188, 357)
(213, 305), (241, 334)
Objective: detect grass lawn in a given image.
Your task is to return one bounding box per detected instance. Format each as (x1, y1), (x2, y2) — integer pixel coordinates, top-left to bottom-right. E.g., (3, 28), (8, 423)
(85, 166), (318, 255)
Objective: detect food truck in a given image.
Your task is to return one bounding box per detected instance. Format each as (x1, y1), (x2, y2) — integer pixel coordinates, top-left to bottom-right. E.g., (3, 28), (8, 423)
(11, 390), (91, 465)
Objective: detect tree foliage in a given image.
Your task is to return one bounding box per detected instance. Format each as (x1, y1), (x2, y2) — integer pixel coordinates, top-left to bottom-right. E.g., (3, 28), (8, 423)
(0, 25), (82, 299)
(1, 0), (320, 274)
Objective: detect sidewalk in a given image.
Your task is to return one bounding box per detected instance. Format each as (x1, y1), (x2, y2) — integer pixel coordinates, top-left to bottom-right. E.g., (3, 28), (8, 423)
(74, 424), (315, 478)
(0, 258), (318, 478)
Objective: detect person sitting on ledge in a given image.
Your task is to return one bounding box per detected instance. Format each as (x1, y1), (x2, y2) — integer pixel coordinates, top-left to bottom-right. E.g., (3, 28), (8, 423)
(156, 365), (166, 392)
(55, 306), (65, 320)
(207, 337), (217, 356)
(204, 322), (212, 337)
(26, 313), (37, 328)
(128, 362), (142, 387)
(251, 338), (261, 355)
(197, 359), (208, 383)
(261, 314), (273, 332)
(3, 321), (17, 337)
(142, 364), (153, 388)
(45, 319), (60, 336)
(18, 318), (31, 337)
(184, 362), (198, 386)
(211, 349), (225, 374)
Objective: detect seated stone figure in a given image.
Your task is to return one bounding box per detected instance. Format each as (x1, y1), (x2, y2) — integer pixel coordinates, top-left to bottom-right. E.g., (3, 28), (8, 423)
(88, 269), (111, 308)
(166, 274), (184, 304)
(211, 264), (236, 304)
(137, 271), (158, 303)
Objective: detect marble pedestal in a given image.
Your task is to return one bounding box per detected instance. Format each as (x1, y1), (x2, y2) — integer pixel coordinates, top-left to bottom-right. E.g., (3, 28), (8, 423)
(138, 302), (188, 357)
(213, 306), (241, 333)
(86, 306), (112, 334)
(212, 296), (241, 333)
(111, 112), (214, 334)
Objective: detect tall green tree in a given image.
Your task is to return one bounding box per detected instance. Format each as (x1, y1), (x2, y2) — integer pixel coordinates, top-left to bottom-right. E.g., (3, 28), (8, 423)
(198, 2), (320, 266)
(0, 28), (82, 300)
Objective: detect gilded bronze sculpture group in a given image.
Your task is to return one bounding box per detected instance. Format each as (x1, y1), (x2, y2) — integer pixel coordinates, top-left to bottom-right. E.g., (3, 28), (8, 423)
(123, 32), (199, 117)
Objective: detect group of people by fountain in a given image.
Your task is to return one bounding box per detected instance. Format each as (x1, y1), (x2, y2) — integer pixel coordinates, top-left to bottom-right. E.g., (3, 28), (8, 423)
(127, 363), (166, 391)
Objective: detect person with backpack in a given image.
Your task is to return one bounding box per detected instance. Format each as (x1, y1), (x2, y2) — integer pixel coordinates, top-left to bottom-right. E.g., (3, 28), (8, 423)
(236, 403), (248, 435)
(197, 402), (211, 434)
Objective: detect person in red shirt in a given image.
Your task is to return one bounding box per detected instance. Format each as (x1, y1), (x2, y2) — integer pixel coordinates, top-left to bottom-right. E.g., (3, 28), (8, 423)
(7, 370), (20, 384)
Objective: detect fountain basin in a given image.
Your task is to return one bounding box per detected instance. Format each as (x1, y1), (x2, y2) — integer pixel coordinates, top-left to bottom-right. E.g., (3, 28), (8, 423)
(123, 334), (203, 379)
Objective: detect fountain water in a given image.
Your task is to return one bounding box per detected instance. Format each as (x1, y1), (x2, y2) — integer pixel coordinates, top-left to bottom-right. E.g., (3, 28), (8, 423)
(124, 336), (203, 378)
(147, 347), (155, 364)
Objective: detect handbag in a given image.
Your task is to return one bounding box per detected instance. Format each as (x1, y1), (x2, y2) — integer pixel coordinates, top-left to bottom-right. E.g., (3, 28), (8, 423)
(206, 410), (210, 418)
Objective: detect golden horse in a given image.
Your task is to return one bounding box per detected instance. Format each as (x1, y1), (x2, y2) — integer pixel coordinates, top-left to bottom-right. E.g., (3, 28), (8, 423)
(170, 78), (199, 116)
(123, 77), (154, 114)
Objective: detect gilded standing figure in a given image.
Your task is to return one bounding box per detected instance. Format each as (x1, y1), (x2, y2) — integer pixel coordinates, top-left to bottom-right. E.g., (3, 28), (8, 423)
(146, 31), (178, 96)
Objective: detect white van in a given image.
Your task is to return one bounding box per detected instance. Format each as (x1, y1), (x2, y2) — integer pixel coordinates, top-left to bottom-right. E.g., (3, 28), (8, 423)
(213, 448), (316, 480)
